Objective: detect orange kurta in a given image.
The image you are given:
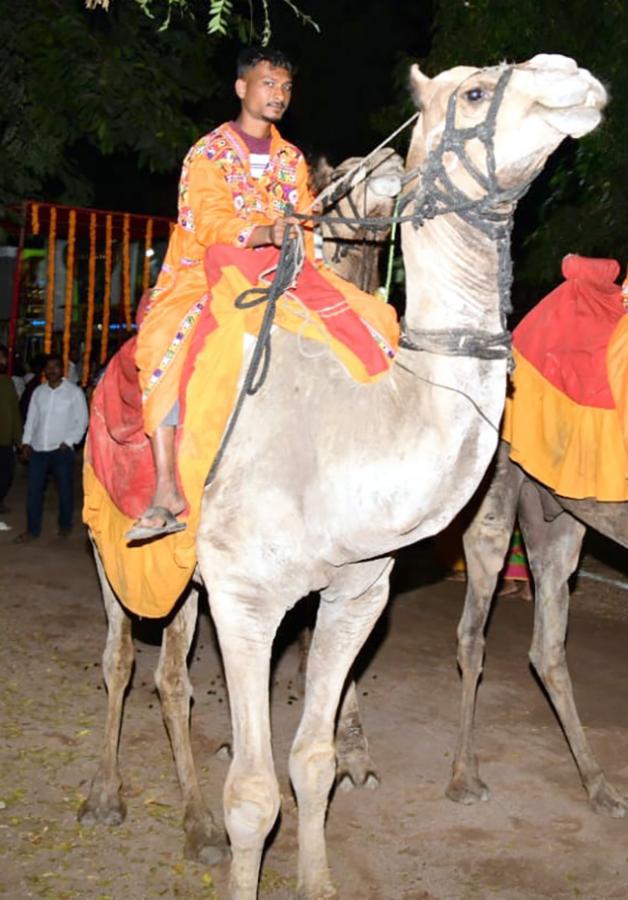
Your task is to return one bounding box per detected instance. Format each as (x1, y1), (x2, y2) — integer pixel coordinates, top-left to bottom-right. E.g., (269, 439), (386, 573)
(136, 121), (317, 435)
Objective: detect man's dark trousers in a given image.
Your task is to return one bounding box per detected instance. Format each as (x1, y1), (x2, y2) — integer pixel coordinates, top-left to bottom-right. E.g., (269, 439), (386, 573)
(26, 447), (74, 537)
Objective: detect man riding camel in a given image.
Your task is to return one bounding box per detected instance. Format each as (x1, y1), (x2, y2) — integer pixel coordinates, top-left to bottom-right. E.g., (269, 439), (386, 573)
(128, 46), (397, 541)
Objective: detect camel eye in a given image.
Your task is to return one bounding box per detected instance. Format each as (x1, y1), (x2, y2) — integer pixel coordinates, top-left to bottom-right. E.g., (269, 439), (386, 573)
(465, 87), (486, 102)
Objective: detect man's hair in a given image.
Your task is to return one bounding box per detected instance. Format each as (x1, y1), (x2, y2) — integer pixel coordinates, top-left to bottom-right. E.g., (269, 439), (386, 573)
(236, 46), (294, 78)
(45, 353), (63, 367)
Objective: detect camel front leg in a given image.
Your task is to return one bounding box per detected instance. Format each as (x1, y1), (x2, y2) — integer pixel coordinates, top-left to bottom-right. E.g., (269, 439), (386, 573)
(209, 590), (285, 900)
(289, 558), (393, 900)
(154, 587), (229, 864)
(447, 444), (523, 805)
(521, 487), (628, 817)
(78, 546), (133, 826)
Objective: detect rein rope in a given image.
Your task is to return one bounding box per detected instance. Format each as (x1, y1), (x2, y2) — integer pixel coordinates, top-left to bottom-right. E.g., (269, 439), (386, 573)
(204, 227), (305, 487)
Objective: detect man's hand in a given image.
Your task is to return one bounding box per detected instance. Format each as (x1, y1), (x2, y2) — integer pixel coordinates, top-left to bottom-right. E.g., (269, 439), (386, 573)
(21, 444), (32, 461)
(269, 216), (299, 247)
(247, 216), (300, 248)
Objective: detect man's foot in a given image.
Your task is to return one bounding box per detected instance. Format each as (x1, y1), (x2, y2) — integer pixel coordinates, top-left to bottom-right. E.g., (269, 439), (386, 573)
(14, 532), (38, 544)
(498, 579), (532, 599)
(125, 506), (186, 543)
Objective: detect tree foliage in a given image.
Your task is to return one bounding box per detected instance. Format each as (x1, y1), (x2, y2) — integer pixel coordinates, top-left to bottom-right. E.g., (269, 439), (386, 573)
(427, 0), (628, 296)
(0, 0), (228, 206)
(0, 0), (316, 209)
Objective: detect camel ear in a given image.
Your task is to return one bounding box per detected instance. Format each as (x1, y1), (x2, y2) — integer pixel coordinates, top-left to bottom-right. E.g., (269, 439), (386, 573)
(310, 155), (335, 193)
(409, 63), (430, 109)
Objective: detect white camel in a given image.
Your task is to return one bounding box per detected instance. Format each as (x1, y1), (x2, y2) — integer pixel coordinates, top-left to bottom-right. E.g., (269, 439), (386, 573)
(78, 148), (404, 851)
(81, 55), (606, 899)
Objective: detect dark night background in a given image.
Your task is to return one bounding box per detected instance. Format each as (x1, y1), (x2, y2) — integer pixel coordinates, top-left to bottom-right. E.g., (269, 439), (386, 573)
(1, 0), (627, 305)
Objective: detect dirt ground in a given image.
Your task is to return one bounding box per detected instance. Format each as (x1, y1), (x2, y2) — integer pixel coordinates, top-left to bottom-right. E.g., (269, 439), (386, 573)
(2, 461), (628, 899)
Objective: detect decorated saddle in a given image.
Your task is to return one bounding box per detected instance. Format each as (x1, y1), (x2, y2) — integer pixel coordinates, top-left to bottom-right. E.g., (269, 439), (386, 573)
(83, 244), (398, 618)
(502, 254), (628, 501)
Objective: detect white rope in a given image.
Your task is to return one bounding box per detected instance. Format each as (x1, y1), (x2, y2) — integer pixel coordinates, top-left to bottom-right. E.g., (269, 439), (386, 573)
(304, 111), (420, 215)
(577, 569), (628, 591)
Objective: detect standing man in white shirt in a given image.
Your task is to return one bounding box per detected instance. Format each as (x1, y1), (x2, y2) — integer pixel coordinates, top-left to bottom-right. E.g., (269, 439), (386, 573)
(16, 353), (89, 543)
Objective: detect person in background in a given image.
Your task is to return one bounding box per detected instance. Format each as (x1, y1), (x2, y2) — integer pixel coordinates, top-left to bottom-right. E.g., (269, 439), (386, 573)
(15, 353), (89, 543)
(0, 344), (22, 516)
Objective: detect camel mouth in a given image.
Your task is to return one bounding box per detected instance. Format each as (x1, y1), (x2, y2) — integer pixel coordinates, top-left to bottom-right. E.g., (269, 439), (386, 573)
(540, 105), (603, 139)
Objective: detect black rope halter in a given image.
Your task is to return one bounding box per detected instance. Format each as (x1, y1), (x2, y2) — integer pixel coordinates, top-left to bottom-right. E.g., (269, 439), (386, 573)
(300, 66), (525, 364)
(403, 66), (525, 326)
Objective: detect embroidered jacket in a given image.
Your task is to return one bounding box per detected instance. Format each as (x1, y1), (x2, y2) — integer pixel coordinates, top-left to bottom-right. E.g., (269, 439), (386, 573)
(178, 122), (312, 248)
(147, 122), (315, 314)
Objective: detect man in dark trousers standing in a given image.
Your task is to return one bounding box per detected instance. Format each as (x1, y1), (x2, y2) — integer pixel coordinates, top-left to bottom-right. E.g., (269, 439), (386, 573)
(16, 353), (88, 542)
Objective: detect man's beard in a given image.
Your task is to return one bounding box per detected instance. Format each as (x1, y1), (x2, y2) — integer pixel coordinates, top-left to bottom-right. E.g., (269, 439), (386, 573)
(262, 107), (284, 123)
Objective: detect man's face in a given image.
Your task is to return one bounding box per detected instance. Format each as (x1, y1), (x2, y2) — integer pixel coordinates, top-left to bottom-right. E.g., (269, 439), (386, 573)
(44, 358), (63, 386)
(0, 351), (7, 375)
(235, 61), (293, 123)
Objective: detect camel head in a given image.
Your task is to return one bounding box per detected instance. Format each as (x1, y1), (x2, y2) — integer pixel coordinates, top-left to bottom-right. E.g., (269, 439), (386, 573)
(407, 54), (607, 205)
(315, 148), (404, 217)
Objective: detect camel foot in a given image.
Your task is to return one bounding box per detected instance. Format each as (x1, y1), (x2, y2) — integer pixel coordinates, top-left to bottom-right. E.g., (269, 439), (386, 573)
(587, 774), (628, 818)
(446, 770), (490, 805)
(336, 765), (380, 793)
(297, 881), (338, 900)
(78, 788), (127, 827)
(183, 821), (230, 865)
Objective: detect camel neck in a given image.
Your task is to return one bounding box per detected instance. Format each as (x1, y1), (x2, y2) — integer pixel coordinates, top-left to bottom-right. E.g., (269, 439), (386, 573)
(401, 214), (508, 335)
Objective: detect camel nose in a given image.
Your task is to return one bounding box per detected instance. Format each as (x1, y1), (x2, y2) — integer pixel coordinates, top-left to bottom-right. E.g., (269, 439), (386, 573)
(370, 175), (402, 198)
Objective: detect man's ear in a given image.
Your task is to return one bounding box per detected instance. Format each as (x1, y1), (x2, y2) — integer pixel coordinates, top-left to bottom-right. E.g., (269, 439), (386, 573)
(235, 77), (246, 100)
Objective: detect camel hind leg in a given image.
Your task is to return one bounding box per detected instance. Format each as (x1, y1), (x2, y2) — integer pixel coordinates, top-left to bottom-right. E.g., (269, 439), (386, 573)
(520, 484), (628, 817)
(78, 544), (133, 826)
(447, 443), (524, 805)
(154, 585), (229, 863)
(289, 557), (393, 900)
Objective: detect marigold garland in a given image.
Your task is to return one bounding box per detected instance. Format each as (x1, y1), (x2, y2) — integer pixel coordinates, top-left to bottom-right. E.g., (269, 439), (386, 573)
(31, 203), (40, 236)
(62, 210), (77, 376)
(44, 208), (57, 354)
(82, 213), (97, 386)
(100, 215), (113, 365)
(142, 218), (154, 292)
(122, 213), (132, 331)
